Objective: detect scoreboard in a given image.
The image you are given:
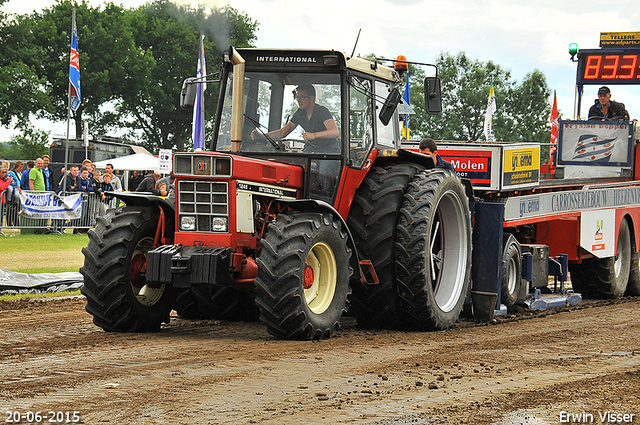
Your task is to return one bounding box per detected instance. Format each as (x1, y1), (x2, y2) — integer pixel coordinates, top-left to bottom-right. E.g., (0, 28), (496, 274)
(577, 49), (640, 85)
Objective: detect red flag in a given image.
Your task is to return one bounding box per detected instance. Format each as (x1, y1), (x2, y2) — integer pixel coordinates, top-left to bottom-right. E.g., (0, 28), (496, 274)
(549, 91), (558, 165)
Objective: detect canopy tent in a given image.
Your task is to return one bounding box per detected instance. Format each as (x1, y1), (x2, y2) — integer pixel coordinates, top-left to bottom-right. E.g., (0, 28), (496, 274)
(93, 153), (159, 172)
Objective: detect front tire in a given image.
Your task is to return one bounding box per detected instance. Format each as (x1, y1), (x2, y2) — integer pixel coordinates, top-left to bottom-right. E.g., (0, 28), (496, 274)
(80, 207), (175, 332)
(395, 169), (472, 331)
(569, 218), (631, 299)
(255, 211), (352, 340)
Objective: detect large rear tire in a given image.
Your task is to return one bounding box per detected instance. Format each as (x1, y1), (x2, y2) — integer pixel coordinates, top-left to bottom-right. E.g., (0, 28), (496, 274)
(346, 163), (424, 329)
(255, 211), (352, 340)
(396, 169), (472, 330)
(569, 218), (631, 299)
(80, 207), (175, 332)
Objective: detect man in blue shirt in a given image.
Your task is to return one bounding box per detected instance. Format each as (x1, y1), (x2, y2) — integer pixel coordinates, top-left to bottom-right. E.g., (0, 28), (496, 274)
(419, 138), (456, 172)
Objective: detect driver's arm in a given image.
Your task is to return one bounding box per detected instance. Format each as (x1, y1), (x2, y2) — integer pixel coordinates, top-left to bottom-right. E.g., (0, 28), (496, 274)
(252, 121), (296, 140)
(316, 118), (339, 139)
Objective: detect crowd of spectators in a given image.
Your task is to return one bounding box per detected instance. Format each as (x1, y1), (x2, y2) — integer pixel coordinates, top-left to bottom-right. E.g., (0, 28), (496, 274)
(1, 156), (175, 232)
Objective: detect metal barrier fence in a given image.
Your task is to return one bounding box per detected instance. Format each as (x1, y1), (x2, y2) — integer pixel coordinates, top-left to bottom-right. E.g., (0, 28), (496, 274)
(0, 190), (118, 234)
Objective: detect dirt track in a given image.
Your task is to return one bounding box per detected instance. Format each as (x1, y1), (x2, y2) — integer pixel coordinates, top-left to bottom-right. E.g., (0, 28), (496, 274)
(1, 297), (640, 425)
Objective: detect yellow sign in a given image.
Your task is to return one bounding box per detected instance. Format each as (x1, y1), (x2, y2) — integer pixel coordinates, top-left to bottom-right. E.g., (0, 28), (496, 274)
(600, 32), (640, 48)
(502, 146), (540, 187)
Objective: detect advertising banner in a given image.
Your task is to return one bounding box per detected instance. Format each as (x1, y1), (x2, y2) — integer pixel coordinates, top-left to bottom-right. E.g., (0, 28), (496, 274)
(558, 121), (632, 166)
(18, 192), (82, 219)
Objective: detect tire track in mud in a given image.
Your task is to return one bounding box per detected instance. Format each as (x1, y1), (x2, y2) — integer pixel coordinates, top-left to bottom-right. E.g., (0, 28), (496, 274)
(1, 297), (640, 424)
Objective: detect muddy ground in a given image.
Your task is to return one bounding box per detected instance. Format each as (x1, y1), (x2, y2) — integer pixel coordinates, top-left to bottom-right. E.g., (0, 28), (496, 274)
(1, 296), (639, 425)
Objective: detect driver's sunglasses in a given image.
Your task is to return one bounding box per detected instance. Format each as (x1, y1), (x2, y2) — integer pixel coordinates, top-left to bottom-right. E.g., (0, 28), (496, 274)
(293, 91), (311, 101)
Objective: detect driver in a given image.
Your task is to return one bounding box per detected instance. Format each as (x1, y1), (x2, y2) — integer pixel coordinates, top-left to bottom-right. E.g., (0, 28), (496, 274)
(251, 84), (340, 153)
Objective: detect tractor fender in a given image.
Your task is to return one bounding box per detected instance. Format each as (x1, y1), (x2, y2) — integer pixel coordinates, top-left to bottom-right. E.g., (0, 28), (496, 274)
(273, 198), (362, 281)
(107, 192), (175, 231)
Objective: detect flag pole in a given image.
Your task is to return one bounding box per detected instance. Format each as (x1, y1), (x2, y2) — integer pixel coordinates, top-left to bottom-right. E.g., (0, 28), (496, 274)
(64, 6), (76, 176)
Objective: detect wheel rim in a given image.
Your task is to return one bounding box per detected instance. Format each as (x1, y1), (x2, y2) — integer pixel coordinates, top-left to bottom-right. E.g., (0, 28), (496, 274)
(429, 189), (469, 313)
(130, 237), (165, 307)
(507, 254), (518, 295)
(303, 242), (337, 314)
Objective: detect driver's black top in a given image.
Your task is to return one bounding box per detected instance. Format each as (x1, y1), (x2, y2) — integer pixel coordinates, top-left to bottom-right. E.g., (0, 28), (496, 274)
(291, 104), (340, 153)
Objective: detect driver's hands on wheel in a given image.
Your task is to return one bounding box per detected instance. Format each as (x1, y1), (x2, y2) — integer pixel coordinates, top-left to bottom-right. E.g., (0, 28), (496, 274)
(302, 132), (318, 142)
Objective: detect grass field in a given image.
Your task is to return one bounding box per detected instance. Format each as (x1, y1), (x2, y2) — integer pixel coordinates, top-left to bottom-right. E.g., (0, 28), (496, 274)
(0, 232), (88, 274)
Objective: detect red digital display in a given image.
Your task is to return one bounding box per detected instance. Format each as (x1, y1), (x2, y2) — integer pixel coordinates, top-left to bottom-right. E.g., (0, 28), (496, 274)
(579, 52), (640, 83)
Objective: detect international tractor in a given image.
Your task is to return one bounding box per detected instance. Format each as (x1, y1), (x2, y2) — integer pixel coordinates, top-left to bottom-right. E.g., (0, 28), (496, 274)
(80, 47), (473, 339)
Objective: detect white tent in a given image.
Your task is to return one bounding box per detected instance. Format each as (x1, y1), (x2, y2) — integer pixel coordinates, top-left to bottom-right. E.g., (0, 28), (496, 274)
(93, 153), (159, 172)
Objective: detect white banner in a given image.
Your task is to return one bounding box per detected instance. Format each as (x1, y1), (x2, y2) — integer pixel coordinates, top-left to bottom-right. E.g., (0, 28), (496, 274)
(18, 191), (82, 219)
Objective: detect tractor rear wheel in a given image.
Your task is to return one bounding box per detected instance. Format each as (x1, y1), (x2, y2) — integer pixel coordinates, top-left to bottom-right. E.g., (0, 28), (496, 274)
(569, 218), (631, 299)
(346, 162), (424, 329)
(395, 169), (472, 330)
(80, 207), (175, 332)
(255, 211), (352, 340)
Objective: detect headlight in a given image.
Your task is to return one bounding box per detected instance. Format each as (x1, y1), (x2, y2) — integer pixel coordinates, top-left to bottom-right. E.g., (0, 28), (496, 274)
(211, 216), (228, 232)
(181, 216), (196, 231)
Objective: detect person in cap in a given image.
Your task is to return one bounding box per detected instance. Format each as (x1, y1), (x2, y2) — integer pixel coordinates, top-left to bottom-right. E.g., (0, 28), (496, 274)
(588, 86), (629, 121)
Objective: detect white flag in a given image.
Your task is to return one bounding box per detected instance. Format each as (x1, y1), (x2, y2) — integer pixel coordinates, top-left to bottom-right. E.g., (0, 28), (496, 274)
(484, 85), (496, 142)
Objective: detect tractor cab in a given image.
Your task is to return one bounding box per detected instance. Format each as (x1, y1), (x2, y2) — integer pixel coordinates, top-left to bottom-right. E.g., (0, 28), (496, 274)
(210, 48), (407, 205)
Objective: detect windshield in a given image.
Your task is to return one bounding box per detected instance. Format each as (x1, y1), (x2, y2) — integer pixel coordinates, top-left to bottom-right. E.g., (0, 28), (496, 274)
(216, 71), (342, 155)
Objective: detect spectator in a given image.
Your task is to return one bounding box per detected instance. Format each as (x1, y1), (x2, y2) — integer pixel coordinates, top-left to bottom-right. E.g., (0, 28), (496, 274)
(0, 166), (13, 196)
(29, 158), (46, 191)
(99, 173), (115, 201)
(157, 173), (175, 194)
(92, 170), (102, 187)
(42, 154), (55, 192)
(6, 161), (22, 204)
(61, 165), (81, 192)
(0, 166), (12, 224)
(136, 172), (162, 195)
(129, 170), (144, 191)
(5, 162), (22, 227)
(21, 160), (34, 190)
(82, 159), (94, 179)
(75, 166), (94, 234)
(104, 164), (123, 192)
(78, 166), (94, 193)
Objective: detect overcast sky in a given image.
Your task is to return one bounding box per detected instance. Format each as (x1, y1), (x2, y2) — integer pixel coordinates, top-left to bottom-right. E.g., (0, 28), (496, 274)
(2, 0), (639, 146)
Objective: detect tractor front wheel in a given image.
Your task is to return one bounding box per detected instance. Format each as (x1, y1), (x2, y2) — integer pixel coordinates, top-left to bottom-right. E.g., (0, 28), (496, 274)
(255, 211), (352, 340)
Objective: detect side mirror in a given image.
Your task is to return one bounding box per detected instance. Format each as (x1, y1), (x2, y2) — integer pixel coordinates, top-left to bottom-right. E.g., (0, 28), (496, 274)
(180, 77), (197, 109)
(378, 88), (402, 126)
(424, 76), (442, 115)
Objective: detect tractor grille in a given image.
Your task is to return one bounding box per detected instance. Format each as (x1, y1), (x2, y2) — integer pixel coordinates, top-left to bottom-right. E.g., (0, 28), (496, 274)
(178, 180), (228, 232)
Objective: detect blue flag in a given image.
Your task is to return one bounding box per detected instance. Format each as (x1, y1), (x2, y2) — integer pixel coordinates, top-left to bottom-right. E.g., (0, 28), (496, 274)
(402, 70), (410, 139)
(192, 34), (206, 151)
(69, 22), (81, 111)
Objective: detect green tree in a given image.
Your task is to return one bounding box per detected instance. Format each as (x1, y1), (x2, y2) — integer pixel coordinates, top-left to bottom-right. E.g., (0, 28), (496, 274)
(108, 1), (257, 152)
(8, 126), (50, 159)
(0, 0), (257, 153)
(411, 52), (552, 144)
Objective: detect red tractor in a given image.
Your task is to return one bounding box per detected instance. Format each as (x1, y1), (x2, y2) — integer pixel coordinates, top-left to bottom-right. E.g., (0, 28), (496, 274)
(81, 48), (472, 339)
